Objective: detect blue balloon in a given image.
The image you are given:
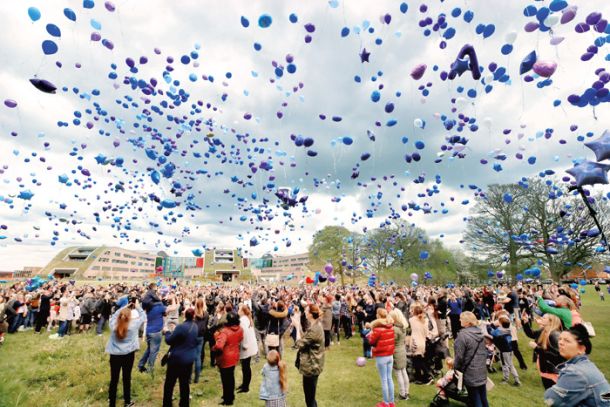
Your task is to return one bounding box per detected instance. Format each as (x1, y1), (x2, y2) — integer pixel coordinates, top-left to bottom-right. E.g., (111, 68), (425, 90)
(501, 44), (513, 55)
(46, 24), (61, 37)
(28, 7), (41, 22)
(83, 0), (95, 9)
(399, 2), (408, 13)
(371, 90), (381, 102)
(419, 250), (429, 260)
(91, 19), (102, 30)
(464, 10), (474, 23)
(341, 27), (350, 37)
(342, 136), (353, 145)
(519, 50), (537, 75)
(42, 40), (59, 55)
(258, 14), (273, 28)
(64, 8), (77, 21)
(241, 16), (250, 28)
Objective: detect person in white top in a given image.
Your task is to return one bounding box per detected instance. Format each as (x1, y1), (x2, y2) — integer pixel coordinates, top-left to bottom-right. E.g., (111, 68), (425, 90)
(237, 303), (258, 393)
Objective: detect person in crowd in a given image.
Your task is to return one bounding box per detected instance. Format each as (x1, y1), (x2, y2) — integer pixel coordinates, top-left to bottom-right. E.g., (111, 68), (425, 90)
(192, 297), (208, 384)
(448, 293), (462, 339)
(165, 294), (180, 332)
(321, 295), (333, 348)
(96, 293), (113, 336)
(489, 315), (520, 386)
(252, 294), (270, 361)
(435, 357), (456, 401)
(296, 304), (325, 407)
(105, 299), (146, 407)
(266, 299), (288, 355)
(289, 302), (303, 348)
(537, 294), (581, 329)
(368, 308), (396, 407)
(521, 310), (563, 389)
(259, 349), (288, 407)
(544, 324), (610, 406)
(138, 293), (166, 375)
(331, 294), (341, 345)
(162, 308), (199, 407)
(409, 303), (431, 384)
(389, 309), (409, 401)
(238, 304), (258, 393)
(35, 288), (52, 334)
(454, 311), (489, 407)
(212, 312), (244, 406)
(340, 294), (354, 340)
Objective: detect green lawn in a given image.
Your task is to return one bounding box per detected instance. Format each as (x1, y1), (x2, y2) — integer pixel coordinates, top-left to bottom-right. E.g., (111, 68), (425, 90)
(1, 289), (609, 407)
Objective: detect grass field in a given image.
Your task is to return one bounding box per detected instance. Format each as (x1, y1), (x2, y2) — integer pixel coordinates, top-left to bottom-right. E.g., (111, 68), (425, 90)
(1, 289), (609, 407)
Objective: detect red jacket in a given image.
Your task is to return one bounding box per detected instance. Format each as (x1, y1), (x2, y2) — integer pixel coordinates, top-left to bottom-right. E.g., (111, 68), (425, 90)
(213, 325), (244, 368)
(368, 321), (395, 357)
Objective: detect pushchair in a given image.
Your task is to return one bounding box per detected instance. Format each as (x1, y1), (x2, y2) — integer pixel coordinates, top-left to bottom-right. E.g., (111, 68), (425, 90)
(429, 375), (469, 407)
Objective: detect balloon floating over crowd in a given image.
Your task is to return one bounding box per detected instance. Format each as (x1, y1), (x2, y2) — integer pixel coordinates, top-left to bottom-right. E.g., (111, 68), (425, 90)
(0, 0), (609, 270)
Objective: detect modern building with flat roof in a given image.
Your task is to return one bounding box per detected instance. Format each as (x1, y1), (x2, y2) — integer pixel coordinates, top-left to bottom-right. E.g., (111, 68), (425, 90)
(252, 253), (310, 282)
(203, 249), (250, 281)
(40, 246), (158, 279)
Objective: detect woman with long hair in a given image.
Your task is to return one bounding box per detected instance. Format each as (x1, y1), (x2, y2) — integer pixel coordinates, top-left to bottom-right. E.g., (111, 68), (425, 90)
(389, 308), (409, 401)
(105, 301), (146, 407)
(296, 304), (325, 407)
(193, 298), (208, 383)
(237, 304), (258, 393)
(259, 349), (288, 407)
(521, 311), (565, 389)
(408, 303), (431, 384)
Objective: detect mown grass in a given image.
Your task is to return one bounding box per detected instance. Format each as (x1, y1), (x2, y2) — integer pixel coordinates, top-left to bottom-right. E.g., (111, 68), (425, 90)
(1, 289), (609, 407)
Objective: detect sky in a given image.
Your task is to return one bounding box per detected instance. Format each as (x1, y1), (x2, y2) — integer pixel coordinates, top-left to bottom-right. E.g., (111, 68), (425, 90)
(0, 0), (609, 271)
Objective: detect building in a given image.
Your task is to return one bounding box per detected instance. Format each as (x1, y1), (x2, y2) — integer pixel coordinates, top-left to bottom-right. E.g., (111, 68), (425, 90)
(203, 248), (249, 281)
(0, 266), (42, 279)
(40, 246), (157, 279)
(161, 256), (205, 278)
(252, 253), (310, 282)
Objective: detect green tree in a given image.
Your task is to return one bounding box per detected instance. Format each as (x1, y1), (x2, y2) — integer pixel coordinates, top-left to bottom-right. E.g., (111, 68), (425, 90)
(309, 226), (352, 285)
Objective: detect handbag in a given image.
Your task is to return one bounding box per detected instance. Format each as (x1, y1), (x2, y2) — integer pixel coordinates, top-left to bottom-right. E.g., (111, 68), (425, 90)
(294, 349), (301, 369)
(456, 337), (484, 392)
(486, 377), (495, 392)
(161, 322), (196, 367)
(265, 319), (281, 348)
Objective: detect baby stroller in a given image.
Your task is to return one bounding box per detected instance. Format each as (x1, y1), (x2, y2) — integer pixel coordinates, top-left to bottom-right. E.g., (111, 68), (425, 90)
(429, 375), (469, 407)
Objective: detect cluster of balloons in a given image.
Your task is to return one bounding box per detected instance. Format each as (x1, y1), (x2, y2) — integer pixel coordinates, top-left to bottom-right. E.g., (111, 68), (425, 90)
(25, 274), (53, 292)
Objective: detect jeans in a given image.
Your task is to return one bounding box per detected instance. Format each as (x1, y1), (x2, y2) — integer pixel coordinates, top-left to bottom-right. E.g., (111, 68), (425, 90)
(255, 328), (267, 358)
(96, 315), (107, 335)
(163, 361), (192, 407)
(240, 357), (251, 390)
(394, 367), (410, 397)
(109, 351), (135, 407)
(138, 331), (162, 373)
(58, 320), (70, 337)
(8, 315), (22, 333)
(375, 355), (395, 403)
(466, 384), (489, 407)
(331, 316), (340, 342)
(341, 315), (352, 339)
(219, 365), (236, 404)
(323, 330), (331, 347)
(193, 337), (204, 382)
(26, 310), (37, 328)
(302, 375), (319, 407)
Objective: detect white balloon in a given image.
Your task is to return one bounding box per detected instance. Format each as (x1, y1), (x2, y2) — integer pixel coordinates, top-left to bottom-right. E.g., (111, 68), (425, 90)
(483, 117), (493, 129)
(505, 30), (518, 44)
(413, 118), (423, 128)
(484, 74), (494, 84)
(544, 15), (559, 27)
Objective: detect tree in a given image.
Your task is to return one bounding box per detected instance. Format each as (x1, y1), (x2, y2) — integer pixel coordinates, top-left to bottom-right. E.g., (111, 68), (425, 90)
(463, 183), (534, 277)
(518, 179), (609, 280)
(308, 226), (352, 285)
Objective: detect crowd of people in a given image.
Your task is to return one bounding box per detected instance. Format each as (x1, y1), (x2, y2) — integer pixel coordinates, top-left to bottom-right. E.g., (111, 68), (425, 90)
(1, 277), (609, 406)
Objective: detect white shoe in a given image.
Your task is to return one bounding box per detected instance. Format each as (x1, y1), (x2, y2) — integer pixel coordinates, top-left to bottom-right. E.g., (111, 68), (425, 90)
(49, 333), (59, 340)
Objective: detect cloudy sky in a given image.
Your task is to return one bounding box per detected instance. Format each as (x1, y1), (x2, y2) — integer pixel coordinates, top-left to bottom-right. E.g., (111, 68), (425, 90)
(1, 0), (609, 270)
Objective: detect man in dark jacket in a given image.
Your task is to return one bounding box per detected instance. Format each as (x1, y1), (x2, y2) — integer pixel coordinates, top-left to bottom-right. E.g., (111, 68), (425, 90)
(138, 300), (166, 374)
(252, 294), (269, 359)
(454, 311), (489, 407)
(142, 283), (162, 312)
(35, 289), (52, 333)
(95, 293), (113, 335)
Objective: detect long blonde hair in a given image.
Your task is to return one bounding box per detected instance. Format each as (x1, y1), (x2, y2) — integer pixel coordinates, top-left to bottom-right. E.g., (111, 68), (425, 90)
(388, 309), (408, 329)
(195, 298), (206, 319)
(538, 314), (562, 350)
(239, 304), (253, 328)
(267, 350), (287, 392)
(115, 307), (132, 340)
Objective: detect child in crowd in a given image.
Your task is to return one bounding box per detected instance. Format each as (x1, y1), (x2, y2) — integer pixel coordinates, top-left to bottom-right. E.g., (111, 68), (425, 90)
(484, 335), (498, 373)
(490, 315), (521, 386)
(259, 349), (287, 407)
(435, 357), (455, 400)
(360, 322), (372, 358)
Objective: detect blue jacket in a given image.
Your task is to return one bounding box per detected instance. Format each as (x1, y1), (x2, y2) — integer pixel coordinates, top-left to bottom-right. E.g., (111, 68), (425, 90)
(259, 363), (285, 401)
(544, 355), (610, 407)
(165, 320), (199, 366)
(146, 302), (166, 334)
(448, 299), (462, 315)
(105, 306), (146, 355)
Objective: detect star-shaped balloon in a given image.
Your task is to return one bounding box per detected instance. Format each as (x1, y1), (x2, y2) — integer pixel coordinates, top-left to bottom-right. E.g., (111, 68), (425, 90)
(566, 160), (610, 187)
(584, 130), (610, 162)
(360, 48), (370, 63)
(450, 58), (470, 77)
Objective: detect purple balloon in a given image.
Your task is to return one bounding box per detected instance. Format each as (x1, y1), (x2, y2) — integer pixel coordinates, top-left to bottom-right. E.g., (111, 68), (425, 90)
(533, 60), (557, 77)
(4, 99), (17, 108)
(595, 19), (608, 33)
(104, 1), (115, 12)
(410, 63), (427, 80)
(550, 36), (565, 45)
(561, 6), (577, 24)
(581, 52), (595, 61)
(91, 32), (101, 41)
(586, 12), (602, 26)
(524, 21), (539, 32)
(575, 23), (590, 33)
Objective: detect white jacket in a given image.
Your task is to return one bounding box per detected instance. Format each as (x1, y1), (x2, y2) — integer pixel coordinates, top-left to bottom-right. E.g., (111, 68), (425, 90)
(240, 315), (258, 359)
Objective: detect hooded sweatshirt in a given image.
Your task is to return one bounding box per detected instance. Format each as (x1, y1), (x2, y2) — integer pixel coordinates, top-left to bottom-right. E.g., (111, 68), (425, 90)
(454, 325), (488, 387)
